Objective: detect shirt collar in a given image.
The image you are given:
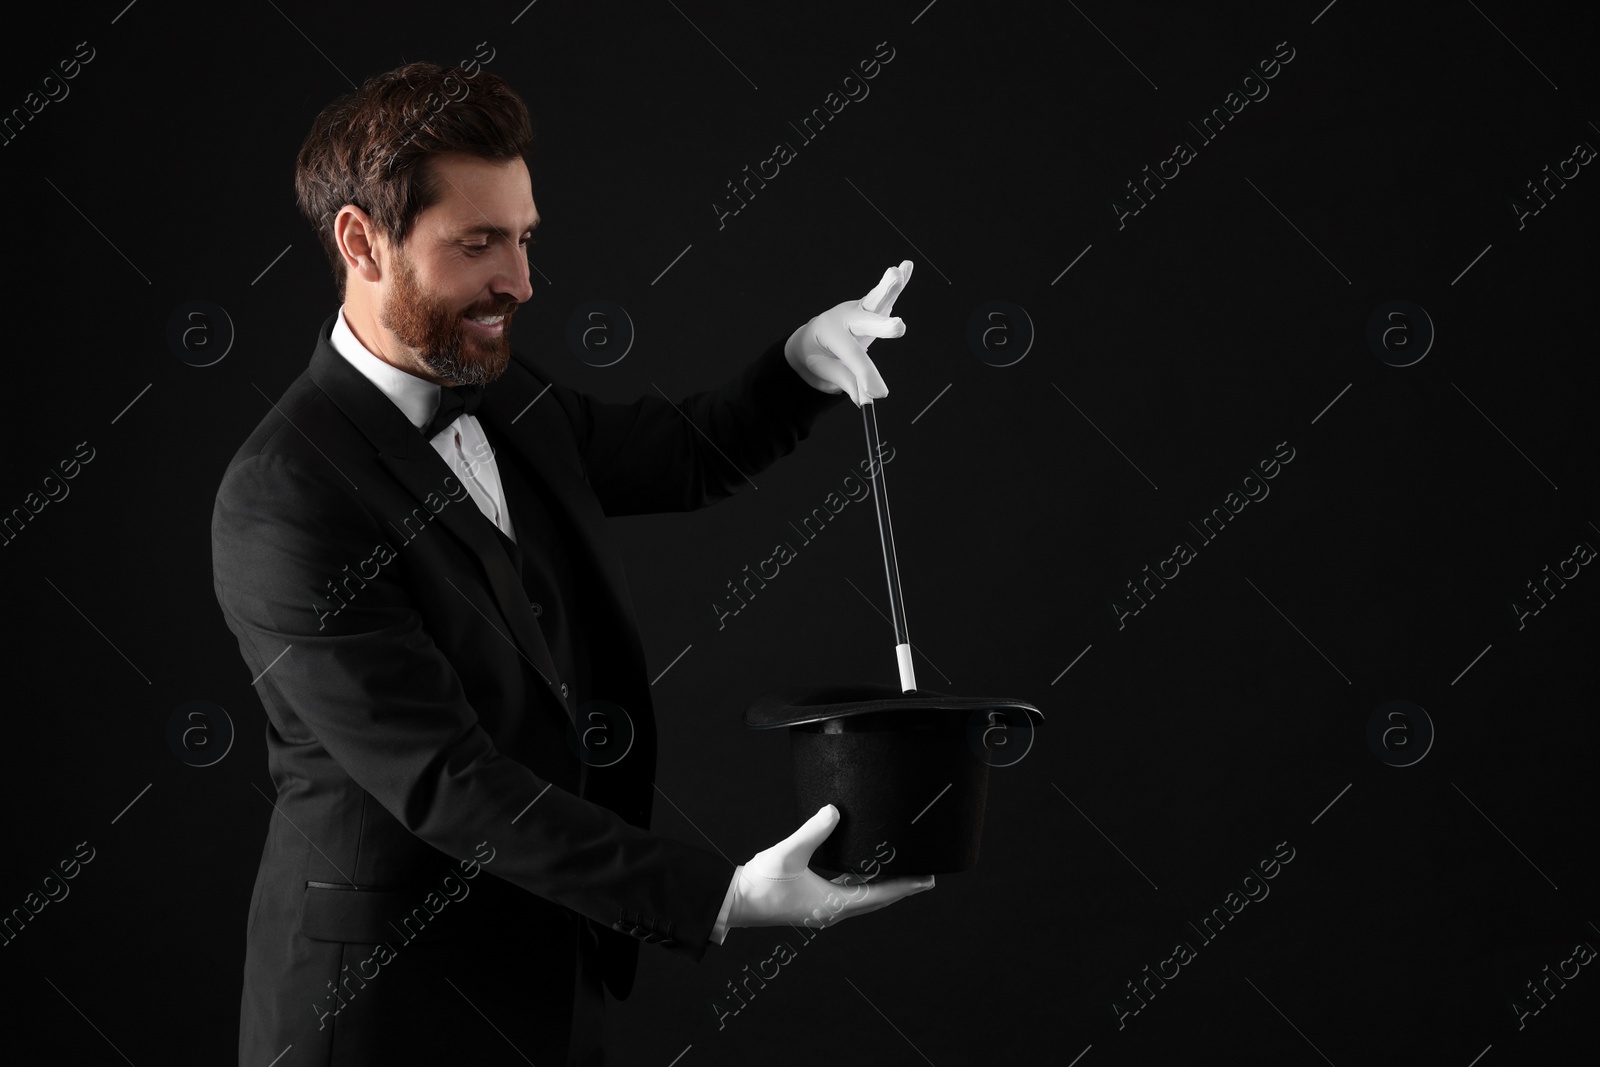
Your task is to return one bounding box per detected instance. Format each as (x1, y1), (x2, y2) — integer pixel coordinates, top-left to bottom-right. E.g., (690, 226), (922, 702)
(330, 303), (440, 432)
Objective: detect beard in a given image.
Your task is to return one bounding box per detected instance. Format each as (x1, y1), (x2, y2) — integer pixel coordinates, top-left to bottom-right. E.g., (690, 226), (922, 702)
(378, 247), (516, 386)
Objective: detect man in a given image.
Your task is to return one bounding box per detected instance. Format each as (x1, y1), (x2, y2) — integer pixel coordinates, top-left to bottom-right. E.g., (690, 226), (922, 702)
(212, 62), (932, 1066)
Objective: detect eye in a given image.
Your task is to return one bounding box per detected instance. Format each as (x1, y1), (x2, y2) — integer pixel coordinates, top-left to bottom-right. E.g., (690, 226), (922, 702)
(463, 236), (535, 256)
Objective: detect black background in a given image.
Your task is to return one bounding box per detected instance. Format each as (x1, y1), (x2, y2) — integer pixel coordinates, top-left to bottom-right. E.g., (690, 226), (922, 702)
(2, 1), (1596, 1063)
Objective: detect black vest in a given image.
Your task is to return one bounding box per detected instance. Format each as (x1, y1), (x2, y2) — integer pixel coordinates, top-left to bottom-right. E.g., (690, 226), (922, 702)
(478, 420), (641, 814)
(479, 420), (590, 724)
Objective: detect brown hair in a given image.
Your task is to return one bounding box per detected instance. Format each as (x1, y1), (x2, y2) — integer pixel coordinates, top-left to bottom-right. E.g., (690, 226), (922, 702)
(294, 61), (533, 294)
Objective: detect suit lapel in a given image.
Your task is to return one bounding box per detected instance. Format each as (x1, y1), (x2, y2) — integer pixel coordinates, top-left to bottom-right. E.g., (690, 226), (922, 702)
(305, 313), (574, 727)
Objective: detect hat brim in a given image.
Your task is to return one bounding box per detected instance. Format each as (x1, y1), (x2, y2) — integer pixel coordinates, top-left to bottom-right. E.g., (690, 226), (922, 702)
(744, 681), (1043, 730)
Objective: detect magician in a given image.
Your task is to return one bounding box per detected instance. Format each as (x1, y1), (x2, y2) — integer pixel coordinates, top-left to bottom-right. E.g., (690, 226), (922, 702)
(211, 60), (932, 1066)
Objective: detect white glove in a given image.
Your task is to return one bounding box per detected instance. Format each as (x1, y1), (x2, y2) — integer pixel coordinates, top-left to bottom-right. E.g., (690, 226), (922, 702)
(784, 260), (915, 407)
(725, 803), (934, 930)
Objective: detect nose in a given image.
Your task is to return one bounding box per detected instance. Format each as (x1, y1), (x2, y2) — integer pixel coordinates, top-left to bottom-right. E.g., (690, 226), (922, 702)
(497, 242), (534, 306)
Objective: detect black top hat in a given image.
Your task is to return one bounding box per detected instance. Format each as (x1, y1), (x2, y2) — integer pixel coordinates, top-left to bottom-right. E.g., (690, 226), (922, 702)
(745, 682), (1042, 729)
(744, 682), (1043, 875)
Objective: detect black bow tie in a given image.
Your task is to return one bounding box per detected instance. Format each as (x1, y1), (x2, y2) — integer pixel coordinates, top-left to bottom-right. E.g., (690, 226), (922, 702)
(422, 383), (485, 440)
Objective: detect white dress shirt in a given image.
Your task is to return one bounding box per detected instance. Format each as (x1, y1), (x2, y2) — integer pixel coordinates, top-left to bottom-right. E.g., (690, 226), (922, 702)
(330, 304), (515, 544)
(329, 304), (741, 945)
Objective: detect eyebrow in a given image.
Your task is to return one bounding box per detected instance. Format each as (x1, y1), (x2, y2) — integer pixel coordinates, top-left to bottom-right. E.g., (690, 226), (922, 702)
(450, 216), (540, 239)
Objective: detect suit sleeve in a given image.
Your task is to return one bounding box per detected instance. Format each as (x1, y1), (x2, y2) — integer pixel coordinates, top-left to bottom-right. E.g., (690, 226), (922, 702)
(211, 451), (737, 959)
(543, 334), (851, 516)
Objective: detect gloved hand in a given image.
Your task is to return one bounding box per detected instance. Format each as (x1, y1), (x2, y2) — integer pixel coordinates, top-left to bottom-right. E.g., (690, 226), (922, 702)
(725, 803), (934, 930)
(784, 260), (915, 407)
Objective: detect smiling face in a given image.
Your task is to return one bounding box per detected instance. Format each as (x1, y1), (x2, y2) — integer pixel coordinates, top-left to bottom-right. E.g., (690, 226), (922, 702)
(339, 151), (538, 386)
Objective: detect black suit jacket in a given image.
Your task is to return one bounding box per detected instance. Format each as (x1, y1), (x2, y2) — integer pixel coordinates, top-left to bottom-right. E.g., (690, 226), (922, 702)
(213, 312), (846, 1063)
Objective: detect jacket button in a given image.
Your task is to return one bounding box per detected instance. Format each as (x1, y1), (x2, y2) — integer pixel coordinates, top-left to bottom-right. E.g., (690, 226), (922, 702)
(560, 683), (569, 698)
(530, 601), (543, 616)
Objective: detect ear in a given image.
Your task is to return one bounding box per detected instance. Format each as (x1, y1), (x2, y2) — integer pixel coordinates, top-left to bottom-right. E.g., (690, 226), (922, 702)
(334, 205), (382, 282)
